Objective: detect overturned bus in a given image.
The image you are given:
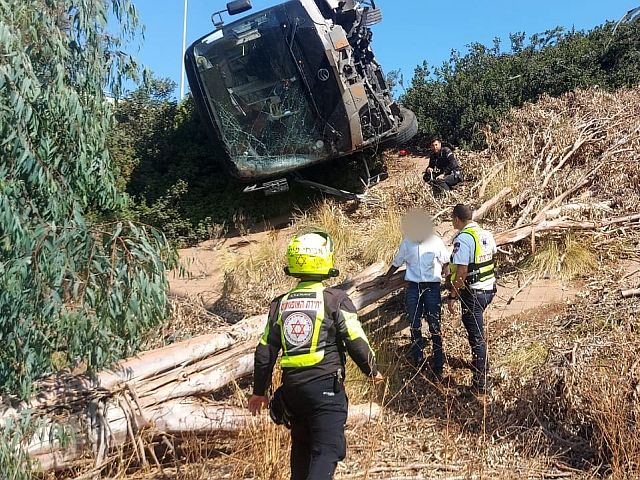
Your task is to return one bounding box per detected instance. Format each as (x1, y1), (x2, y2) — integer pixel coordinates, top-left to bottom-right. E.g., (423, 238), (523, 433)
(185, 0), (417, 193)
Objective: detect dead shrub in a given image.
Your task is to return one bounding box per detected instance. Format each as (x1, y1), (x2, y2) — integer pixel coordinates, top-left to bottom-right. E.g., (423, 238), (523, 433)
(523, 234), (599, 279)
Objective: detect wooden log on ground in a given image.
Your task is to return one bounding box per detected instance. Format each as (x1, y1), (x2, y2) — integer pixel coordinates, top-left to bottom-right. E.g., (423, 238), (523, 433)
(473, 187), (512, 221)
(542, 201), (613, 220)
(495, 218), (596, 246)
(4, 261), (398, 423)
(339, 261), (386, 294)
(495, 213), (640, 246)
(8, 315), (268, 417)
(352, 272), (405, 309)
(11, 260), (403, 474)
(30, 400), (382, 473)
(96, 314), (266, 389)
(530, 178), (592, 223)
(621, 288), (640, 298)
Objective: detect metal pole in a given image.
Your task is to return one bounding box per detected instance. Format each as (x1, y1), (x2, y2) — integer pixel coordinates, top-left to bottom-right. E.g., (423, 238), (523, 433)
(180, 0), (188, 100)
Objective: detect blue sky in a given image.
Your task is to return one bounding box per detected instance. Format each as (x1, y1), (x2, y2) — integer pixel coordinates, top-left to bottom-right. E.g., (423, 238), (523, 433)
(127, 0), (638, 97)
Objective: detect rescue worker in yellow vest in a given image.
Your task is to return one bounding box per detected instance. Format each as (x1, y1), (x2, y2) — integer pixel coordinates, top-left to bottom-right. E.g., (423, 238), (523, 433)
(249, 232), (383, 480)
(446, 204), (497, 394)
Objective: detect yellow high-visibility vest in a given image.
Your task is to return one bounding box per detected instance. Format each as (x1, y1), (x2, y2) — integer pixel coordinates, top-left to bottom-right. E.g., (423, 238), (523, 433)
(450, 225), (495, 286)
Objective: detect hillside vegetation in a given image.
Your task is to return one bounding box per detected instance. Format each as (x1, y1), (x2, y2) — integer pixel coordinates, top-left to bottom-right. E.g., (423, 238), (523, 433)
(206, 85), (640, 480)
(401, 19), (640, 148)
(57, 85), (637, 480)
(1, 2), (640, 479)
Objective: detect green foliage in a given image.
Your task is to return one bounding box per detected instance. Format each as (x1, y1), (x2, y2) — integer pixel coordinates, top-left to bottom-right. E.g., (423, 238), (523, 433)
(0, 414), (33, 480)
(402, 20), (640, 148)
(0, 0), (176, 404)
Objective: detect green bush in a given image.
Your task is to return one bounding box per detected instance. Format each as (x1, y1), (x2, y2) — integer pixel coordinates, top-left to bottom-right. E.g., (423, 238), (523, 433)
(402, 20), (640, 148)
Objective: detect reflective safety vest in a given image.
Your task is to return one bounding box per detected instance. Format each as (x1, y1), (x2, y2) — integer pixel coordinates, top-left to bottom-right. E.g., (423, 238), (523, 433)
(254, 281), (377, 395)
(450, 224), (496, 287)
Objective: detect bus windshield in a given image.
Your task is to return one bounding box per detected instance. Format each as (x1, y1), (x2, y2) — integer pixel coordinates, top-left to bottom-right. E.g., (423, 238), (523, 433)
(191, 7), (328, 176)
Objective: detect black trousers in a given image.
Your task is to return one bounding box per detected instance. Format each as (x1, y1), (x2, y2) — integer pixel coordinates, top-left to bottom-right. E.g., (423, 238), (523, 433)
(426, 171), (464, 193)
(460, 289), (494, 387)
(283, 375), (348, 480)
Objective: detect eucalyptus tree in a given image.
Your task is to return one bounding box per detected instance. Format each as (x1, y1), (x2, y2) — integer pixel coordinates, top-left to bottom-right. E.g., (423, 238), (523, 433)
(0, 0), (176, 401)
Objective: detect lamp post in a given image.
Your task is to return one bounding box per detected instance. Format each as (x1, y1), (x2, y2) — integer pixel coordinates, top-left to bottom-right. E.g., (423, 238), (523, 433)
(180, 0), (188, 100)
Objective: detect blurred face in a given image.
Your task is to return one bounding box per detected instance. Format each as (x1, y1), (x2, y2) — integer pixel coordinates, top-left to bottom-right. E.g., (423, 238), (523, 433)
(401, 209), (434, 243)
(431, 140), (442, 153)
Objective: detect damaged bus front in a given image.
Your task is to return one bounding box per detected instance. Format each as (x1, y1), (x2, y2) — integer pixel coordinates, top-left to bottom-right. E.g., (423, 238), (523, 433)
(185, 0), (417, 182)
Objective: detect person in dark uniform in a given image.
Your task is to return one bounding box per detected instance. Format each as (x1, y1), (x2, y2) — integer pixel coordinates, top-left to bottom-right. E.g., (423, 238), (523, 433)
(423, 138), (464, 194)
(446, 204), (497, 394)
(249, 231), (383, 480)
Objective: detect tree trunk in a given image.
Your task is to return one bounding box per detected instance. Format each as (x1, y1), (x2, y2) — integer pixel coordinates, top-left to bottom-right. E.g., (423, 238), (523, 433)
(473, 187), (512, 221)
(30, 400), (382, 473)
(621, 288), (640, 298)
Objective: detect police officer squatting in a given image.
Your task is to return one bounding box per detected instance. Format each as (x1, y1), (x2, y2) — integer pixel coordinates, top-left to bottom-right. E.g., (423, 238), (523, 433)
(423, 138), (465, 194)
(249, 232), (384, 480)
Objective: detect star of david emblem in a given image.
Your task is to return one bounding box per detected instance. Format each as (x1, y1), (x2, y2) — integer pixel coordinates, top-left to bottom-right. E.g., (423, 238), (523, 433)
(290, 319), (307, 338)
(296, 256), (307, 266)
(283, 312), (314, 346)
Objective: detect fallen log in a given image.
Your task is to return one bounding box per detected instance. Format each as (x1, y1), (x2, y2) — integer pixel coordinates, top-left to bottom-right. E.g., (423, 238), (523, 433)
(9, 261), (402, 474)
(495, 213), (640, 246)
(30, 399), (382, 473)
(9, 315), (268, 416)
(151, 401), (382, 433)
(7, 262), (392, 421)
(542, 201), (613, 220)
(530, 178), (592, 223)
(473, 187), (512, 221)
(621, 288), (640, 298)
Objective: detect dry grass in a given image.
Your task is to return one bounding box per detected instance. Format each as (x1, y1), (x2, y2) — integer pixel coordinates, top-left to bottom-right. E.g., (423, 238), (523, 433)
(293, 199), (356, 258)
(358, 206), (403, 266)
(482, 160), (521, 202)
(523, 234), (599, 280)
(496, 341), (549, 379)
(220, 230), (293, 315)
(219, 200), (363, 315)
(226, 370), (290, 480)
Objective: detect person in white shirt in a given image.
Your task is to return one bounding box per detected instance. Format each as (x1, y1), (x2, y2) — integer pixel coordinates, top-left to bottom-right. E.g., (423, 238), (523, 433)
(447, 204), (497, 394)
(381, 209), (450, 376)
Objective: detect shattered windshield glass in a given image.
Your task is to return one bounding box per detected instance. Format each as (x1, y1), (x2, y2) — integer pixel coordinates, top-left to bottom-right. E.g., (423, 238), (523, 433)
(192, 8), (329, 176)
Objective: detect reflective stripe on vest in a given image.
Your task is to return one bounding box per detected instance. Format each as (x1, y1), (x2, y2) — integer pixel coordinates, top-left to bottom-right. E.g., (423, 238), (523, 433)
(278, 282), (327, 369)
(450, 226), (495, 286)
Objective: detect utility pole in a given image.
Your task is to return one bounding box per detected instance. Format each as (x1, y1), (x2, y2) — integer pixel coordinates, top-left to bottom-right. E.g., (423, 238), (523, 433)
(180, 0), (188, 100)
